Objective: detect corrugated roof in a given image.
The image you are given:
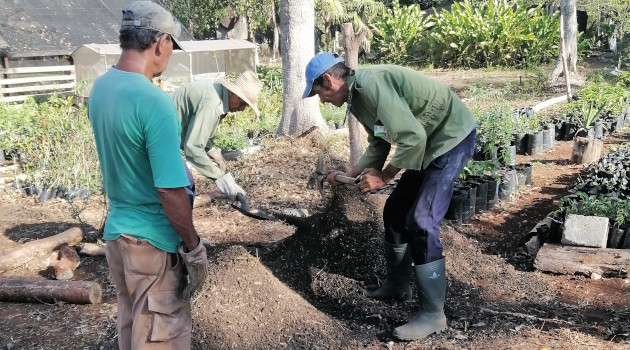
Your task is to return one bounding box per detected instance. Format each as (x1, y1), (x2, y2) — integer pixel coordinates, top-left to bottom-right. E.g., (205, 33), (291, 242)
(0, 0), (194, 58)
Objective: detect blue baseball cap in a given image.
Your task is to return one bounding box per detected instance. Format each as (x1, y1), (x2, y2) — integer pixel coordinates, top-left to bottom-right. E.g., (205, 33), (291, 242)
(302, 53), (345, 99)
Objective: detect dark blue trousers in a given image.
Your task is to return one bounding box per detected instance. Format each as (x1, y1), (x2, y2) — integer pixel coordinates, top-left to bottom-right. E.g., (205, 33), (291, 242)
(184, 162), (195, 210)
(383, 129), (475, 264)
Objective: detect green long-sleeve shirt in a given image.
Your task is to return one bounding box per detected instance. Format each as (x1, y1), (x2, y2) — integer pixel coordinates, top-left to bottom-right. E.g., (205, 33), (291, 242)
(170, 80), (229, 180)
(348, 65), (475, 171)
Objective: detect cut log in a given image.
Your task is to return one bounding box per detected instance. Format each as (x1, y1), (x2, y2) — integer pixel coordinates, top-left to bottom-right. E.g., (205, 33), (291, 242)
(193, 192), (215, 209)
(534, 244), (630, 278)
(0, 278), (102, 304)
(79, 243), (106, 256)
(571, 137), (603, 164)
(47, 245), (81, 280)
(0, 227), (83, 273)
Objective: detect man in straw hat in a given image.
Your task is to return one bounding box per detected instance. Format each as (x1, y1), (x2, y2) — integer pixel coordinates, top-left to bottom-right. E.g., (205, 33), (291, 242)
(171, 70), (263, 202)
(303, 52), (476, 341)
(88, 1), (208, 349)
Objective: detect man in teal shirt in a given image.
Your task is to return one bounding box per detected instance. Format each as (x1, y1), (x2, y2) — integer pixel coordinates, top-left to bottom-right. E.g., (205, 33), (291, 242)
(303, 53), (476, 341)
(88, 2), (208, 348)
(170, 71), (262, 201)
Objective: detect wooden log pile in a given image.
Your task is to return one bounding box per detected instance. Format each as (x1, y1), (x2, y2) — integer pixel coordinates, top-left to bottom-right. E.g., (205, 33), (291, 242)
(0, 227), (104, 304)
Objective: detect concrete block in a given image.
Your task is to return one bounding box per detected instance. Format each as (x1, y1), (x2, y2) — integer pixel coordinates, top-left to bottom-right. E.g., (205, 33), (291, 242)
(562, 214), (609, 248)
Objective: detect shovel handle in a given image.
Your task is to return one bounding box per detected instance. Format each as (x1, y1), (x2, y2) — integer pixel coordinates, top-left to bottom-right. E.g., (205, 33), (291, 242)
(334, 174), (360, 184)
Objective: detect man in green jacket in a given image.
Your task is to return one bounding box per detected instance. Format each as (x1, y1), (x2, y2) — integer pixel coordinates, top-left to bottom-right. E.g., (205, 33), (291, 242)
(170, 70), (263, 202)
(302, 53), (476, 341)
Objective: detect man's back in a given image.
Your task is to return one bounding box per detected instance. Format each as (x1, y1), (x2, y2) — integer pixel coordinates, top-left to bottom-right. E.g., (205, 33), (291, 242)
(88, 68), (188, 253)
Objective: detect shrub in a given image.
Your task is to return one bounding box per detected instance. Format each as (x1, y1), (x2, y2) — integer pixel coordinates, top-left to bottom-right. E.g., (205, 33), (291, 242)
(371, 0), (434, 64)
(0, 96), (101, 191)
(214, 86), (282, 151)
(473, 103), (516, 164)
(569, 78), (630, 115)
(426, 0), (559, 68)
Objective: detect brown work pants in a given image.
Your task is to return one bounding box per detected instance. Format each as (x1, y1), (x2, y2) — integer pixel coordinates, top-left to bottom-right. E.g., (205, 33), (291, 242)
(106, 234), (192, 350)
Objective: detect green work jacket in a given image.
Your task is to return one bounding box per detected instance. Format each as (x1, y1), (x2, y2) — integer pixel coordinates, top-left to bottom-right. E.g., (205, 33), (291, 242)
(348, 65), (475, 171)
(170, 80), (230, 180)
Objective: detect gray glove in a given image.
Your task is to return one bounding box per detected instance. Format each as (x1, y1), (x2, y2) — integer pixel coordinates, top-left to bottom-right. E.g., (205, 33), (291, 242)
(178, 239), (209, 301)
(206, 147), (226, 173)
(215, 172), (246, 201)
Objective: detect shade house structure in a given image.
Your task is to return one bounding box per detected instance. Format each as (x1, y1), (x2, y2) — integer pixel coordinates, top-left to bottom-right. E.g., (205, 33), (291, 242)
(71, 39), (257, 97)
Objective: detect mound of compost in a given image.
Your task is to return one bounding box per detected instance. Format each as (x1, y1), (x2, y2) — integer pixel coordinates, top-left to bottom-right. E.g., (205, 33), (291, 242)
(191, 245), (353, 349)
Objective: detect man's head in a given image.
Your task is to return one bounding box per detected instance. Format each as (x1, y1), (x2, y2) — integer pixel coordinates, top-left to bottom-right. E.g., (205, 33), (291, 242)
(302, 53), (351, 107)
(119, 1), (182, 75)
(219, 70), (263, 116)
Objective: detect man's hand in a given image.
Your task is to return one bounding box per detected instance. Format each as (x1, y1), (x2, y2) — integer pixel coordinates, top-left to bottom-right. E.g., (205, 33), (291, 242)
(178, 238), (209, 301)
(359, 168), (386, 193)
(215, 172), (246, 201)
(326, 170), (346, 186)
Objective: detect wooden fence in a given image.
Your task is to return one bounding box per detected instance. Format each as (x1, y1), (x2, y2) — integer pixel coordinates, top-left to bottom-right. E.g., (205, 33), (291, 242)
(0, 65), (76, 103)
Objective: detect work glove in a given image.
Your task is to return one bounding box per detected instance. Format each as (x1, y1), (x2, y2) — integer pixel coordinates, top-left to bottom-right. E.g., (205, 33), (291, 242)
(178, 239), (209, 301)
(215, 172), (246, 201)
(206, 147), (226, 173)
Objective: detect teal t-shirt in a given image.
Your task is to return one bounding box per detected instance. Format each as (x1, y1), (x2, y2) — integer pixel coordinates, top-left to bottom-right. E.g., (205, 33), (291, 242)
(88, 68), (189, 253)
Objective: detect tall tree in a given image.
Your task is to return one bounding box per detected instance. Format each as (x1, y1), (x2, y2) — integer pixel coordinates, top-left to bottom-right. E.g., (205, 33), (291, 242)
(549, 0), (578, 82)
(277, 0), (328, 137)
(341, 23), (367, 167)
(342, 0), (384, 166)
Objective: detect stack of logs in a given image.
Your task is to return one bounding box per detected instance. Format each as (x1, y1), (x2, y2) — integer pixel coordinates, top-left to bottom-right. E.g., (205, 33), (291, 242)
(0, 227), (104, 304)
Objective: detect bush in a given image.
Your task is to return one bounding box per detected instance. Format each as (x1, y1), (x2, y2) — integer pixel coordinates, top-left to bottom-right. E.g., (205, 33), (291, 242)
(570, 77), (630, 115)
(371, 0), (434, 64)
(473, 103), (516, 164)
(0, 96), (101, 191)
(214, 86), (282, 151)
(427, 0), (559, 68)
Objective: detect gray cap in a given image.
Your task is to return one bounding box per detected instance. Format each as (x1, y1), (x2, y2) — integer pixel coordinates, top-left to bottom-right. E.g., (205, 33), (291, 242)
(121, 1), (183, 50)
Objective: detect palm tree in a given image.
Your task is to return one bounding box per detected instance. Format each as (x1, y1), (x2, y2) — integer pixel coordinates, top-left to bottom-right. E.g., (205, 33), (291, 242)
(315, 0), (385, 55)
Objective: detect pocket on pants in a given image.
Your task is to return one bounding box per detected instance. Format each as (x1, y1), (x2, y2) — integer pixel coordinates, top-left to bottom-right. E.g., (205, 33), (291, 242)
(147, 291), (191, 341)
(120, 236), (165, 276)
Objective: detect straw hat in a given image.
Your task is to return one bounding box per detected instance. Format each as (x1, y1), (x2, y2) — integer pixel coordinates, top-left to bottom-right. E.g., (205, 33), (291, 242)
(218, 70), (263, 116)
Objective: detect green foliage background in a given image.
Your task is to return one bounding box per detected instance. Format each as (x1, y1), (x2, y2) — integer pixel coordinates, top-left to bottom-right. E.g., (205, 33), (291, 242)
(0, 96), (101, 190)
(371, 0), (561, 67)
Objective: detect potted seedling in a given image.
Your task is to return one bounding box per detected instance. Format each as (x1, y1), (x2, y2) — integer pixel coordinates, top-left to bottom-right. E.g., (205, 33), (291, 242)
(571, 101), (606, 164)
(608, 199), (628, 248)
(575, 101), (605, 139)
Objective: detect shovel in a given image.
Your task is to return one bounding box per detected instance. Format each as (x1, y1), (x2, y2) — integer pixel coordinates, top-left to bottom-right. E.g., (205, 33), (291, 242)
(231, 193), (277, 221)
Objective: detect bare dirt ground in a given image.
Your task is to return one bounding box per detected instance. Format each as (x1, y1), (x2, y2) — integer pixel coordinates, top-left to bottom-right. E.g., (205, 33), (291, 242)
(1, 60), (629, 350)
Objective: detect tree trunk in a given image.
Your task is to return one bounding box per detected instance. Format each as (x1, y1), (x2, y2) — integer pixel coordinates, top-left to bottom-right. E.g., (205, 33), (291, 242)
(277, 0), (328, 137)
(560, 15), (572, 101)
(0, 278), (102, 304)
(341, 23), (367, 167)
(548, 0), (578, 81)
(0, 227), (83, 273)
(271, 3), (280, 61)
